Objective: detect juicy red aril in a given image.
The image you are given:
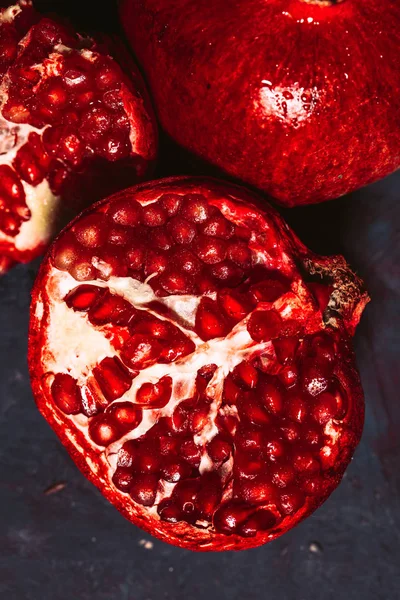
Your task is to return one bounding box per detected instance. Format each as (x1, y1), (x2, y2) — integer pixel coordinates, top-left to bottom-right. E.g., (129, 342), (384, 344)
(93, 357), (133, 402)
(247, 310), (283, 342)
(136, 376), (172, 408)
(29, 177), (367, 551)
(51, 373), (81, 415)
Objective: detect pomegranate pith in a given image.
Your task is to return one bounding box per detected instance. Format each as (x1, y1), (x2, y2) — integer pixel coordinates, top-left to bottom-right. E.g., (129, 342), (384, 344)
(28, 176), (368, 551)
(0, 0), (157, 274)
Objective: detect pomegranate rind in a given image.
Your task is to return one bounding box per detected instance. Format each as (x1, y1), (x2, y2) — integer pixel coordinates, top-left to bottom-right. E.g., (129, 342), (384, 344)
(28, 176), (367, 551)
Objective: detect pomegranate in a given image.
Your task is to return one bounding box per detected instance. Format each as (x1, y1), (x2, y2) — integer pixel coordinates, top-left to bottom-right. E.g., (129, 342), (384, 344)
(28, 177), (368, 551)
(0, 0), (157, 274)
(120, 0), (400, 206)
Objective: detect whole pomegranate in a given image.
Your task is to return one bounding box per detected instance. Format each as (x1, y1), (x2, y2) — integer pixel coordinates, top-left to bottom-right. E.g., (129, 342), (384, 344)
(0, 0), (157, 274)
(28, 177), (368, 551)
(120, 0), (400, 206)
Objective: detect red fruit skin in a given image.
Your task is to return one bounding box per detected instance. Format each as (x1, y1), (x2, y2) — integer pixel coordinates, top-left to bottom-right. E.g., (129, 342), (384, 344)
(28, 176), (367, 551)
(0, 1), (157, 274)
(120, 0), (400, 206)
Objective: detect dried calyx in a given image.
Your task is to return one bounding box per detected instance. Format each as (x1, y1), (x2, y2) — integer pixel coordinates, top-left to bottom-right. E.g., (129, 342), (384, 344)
(28, 177), (367, 551)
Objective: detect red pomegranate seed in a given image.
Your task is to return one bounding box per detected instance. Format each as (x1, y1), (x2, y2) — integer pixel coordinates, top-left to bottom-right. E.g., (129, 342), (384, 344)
(247, 310), (283, 342)
(159, 435), (180, 456)
(172, 479), (201, 515)
(213, 501), (252, 534)
(136, 376), (172, 408)
(162, 459), (193, 483)
(159, 193), (183, 216)
(302, 476), (322, 496)
(273, 337), (299, 364)
(195, 297), (230, 341)
(157, 499), (183, 523)
(235, 428), (263, 451)
(287, 393), (309, 424)
(72, 214), (108, 248)
(234, 453), (266, 479)
(233, 362), (259, 389)
(65, 285), (103, 312)
(271, 463), (296, 488)
(95, 247), (128, 280)
(149, 228), (173, 250)
(142, 203), (167, 227)
(164, 402), (191, 434)
(259, 378), (283, 414)
(159, 269), (195, 294)
(250, 278), (289, 303)
(126, 243), (145, 270)
(278, 365), (298, 388)
(51, 373), (82, 415)
(93, 357), (133, 402)
(223, 376), (241, 404)
(207, 435), (232, 463)
(129, 473), (159, 506)
(301, 359), (333, 397)
(190, 404), (210, 433)
(181, 194), (211, 223)
(309, 332), (336, 365)
(200, 215), (234, 239)
(226, 240), (252, 268)
(196, 472), (222, 519)
(168, 216), (197, 244)
(106, 402), (142, 432)
(89, 414), (121, 446)
(95, 61), (121, 90)
(112, 467), (134, 492)
(133, 444), (160, 473)
(312, 392), (339, 424)
(279, 490), (305, 515)
(218, 290), (254, 323)
(195, 235), (227, 264)
(293, 451), (320, 474)
(108, 226), (131, 246)
(171, 247), (202, 276)
(210, 260), (244, 286)
(89, 293), (135, 326)
(180, 439), (201, 467)
(238, 394), (271, 426)
(107, 198), (143, 227)
(70, 257), (96, 282)
(263, 436), (286, 461)
(144, 249), (168, 277)
(122, 334), (162, 368)
(239, 509), (276, 537)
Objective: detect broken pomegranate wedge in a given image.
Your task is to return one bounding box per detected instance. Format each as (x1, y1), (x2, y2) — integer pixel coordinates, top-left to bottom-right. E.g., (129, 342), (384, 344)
(0, 0), (157, 274)
(28, 177), (368, 551)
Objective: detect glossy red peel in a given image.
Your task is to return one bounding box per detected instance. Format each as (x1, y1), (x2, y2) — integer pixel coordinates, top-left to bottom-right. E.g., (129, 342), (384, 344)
(28, 177), (368, 551)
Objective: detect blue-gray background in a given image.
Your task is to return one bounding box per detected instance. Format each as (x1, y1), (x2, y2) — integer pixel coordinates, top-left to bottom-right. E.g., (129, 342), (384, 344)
(0, 1), (399, 598)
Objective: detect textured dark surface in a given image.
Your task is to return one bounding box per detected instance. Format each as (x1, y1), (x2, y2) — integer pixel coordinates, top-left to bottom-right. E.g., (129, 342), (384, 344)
(1, 1), (400, 598)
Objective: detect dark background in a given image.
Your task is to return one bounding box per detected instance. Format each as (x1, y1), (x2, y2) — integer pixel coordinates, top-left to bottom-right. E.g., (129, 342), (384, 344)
(1, 1), (400, 599)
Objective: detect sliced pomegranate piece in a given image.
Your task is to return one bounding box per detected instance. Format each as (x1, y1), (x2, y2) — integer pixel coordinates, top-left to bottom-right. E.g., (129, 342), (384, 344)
(29, 177), (368, 551)
(0, 0), (157, 274)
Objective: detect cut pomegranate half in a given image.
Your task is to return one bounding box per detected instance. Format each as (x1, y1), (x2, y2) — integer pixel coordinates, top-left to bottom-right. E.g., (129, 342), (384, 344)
(28, 176), (368, 551)
(0, 0), (157, 274)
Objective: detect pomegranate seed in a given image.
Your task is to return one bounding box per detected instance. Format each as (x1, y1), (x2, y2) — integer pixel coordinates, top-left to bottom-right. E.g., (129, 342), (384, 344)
(136, 376), (172, 408)
(130, 473), (159, 506)
(122, 334), (162, 368)
(159, 269), (195, 294)
(281, 422), (300, 442)
(218, 290), (254, 323)
(126, 243), (145, 270)
(207, 435), (232, 463)
(64, 68), (91, 91)
(259, 377), (283, 414)
(216, 414), (238, 437)
(149, 228), (173, 250)
(106, 402), (142, 432)
(162, 459), (192, 483)
(144, 249), (168, 276)
(80, 383), (102, 417)
(108, 198), (143, 227)
(89, 293), (135, 326)
(223, 376), (241, 404)
(302, 360), (332, 397)
(250, 278), (289, 303)
(112, 467), (134, 492)
(51, 373), (81, 415)
(239, 510), (276, 537)
(171, 247), (202, 276)
(197, 273), (217, 293)
(200, 215), (234, 239)
(190, 405), (210, 433)
(213, 501), (252, 534)
(287, 393), (309, 424)
(72, 214), (108, 248)
(235, 428), (263, 451)
(160, 335), (195, 363)
(309, 332), (336, 365)
(180, 439), (201, 467)
(164, 402), (191, 433)
(302, 476), (322, 496)
(118, 441), (137, 467)
(133, 444), (160, 473)
(13, 145), (45, 185)
(142, 203), (167, 227)
(40, 78), (68, 108)
(238, 394), (271, 426)
(247, 310), (283, 342)
(263, 436), (286, 461)
(70, 258), (96, 282)
(195, 297), (230, 341)
(134, 317), (172, 339)
(210, 260), (244, 286)
(95, 61), (121, 90)
(95, 247), (128, 279)
(93, 356), (133, 401)
(293, 451), (320, 474)
(173, 479), (201, 515)
(65, 285), (103, 312)
(312, 392), (338, 424)
(278, 365), (298, 388)
(159, 193), (183, 216)
(195, 235), (227, 264)
(159, 435), (180, 456)
(89, 414), (120, 446)
(100, 134), (131, 161)
(233, 362), (259, 389)
(279, 490), (305, 515)
(271, 463), (296, 488)
(196, 472), (222, 519)
(80, 107), (112, 141)
(226, 240), (252, 268)
(168, 216), (197, 244)
(234, 453), (266, 479)
(157, 499), (183, 523)
(181, 194), (211, 223)
(273, 337), (299, 364)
